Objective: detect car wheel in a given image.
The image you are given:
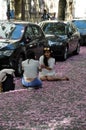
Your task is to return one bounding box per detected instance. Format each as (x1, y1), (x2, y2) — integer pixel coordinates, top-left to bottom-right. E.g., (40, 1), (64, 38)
(73, 42), (80, 55)
(62, 47), (68, 61)
(80, 38), (84, 46)
(15, 55), (24, 76)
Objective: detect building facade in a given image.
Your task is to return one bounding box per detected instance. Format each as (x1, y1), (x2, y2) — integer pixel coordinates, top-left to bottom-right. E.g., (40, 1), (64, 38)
(8, 0), (86, 22)
(0, 0), (7, 20)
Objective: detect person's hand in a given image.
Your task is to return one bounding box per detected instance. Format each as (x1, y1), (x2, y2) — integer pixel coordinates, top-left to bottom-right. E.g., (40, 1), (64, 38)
(40, 64), (45, 68)
(38, 67), (42, 71)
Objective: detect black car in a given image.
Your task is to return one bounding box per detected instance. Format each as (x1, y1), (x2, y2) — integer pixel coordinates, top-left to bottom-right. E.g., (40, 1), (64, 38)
(72, 19), (86, 45)
(0, 21), (48, 76)
(39, 20), (80, 60)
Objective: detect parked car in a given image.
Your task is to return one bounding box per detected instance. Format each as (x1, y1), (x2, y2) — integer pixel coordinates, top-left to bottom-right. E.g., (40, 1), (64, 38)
(72, 19), (86, 45)
(0, 21), (48, 76)
(39, 20), (80, 60)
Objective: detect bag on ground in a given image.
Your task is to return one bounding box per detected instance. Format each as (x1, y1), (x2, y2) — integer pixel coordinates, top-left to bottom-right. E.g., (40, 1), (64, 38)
(2, 74), (15, 92)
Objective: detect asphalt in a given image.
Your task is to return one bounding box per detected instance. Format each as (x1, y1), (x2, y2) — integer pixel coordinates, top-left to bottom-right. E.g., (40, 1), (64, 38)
(0, 46), (86, 130)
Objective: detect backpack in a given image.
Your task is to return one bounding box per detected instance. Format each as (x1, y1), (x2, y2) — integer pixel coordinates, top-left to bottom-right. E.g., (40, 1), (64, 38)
(2, 74), (15, 92)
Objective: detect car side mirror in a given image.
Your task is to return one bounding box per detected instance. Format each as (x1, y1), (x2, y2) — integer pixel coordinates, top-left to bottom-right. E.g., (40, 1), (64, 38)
(24, 36), (31, 43)
(26, 36), (31, 42)
(67, 31), (73, 38)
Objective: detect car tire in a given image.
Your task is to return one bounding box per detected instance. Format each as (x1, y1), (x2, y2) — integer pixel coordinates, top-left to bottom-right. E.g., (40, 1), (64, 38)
(80, 38), (84, 46)
(15, 55), (24, 76)
(62, 46), (68, 61)
(73, 42), (80, 55)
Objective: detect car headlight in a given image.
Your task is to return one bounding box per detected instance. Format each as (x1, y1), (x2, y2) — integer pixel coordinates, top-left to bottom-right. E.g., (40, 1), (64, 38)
(0, 50), (14, 56)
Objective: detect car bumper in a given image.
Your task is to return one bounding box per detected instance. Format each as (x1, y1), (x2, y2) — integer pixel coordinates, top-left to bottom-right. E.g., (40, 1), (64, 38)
(80, 35), (86, 45)
(51, 45), (65, 57)
(0, 56), (11, 70)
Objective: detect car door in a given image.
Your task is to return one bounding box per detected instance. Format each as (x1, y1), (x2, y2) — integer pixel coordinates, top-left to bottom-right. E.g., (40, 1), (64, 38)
(31, 24), (47, 59)
(71, 23), (79, 50)
(23, 24), (47, 60)
(68, 23), (79, 53)
(23, 24), (37, 55)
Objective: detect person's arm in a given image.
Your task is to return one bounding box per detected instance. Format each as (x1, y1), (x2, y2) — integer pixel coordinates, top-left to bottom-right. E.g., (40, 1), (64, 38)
(39, 57), (52, 70)
(47, 58), (55, 70)
(40, 64), (52, 70)
(21, 61), (24, 75)
(39, 56), (55, 71)
(39, 56), (44, 71)
(21, 62), (24, 70)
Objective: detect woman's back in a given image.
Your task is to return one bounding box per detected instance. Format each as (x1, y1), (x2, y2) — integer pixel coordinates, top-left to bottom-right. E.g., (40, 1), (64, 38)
(22, 59), (39, 79)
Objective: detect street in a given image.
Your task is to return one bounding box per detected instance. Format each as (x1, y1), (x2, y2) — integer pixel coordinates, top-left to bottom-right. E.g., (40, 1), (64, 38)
(0, 46), (86, 130)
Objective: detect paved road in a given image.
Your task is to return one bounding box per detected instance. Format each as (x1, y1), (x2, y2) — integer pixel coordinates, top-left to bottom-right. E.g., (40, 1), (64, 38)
(0, 46), (86, 130)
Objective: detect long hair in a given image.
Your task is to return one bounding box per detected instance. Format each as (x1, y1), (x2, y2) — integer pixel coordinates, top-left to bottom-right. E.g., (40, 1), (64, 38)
(43, 46), (52, 67)
(27, 51), (35, 64)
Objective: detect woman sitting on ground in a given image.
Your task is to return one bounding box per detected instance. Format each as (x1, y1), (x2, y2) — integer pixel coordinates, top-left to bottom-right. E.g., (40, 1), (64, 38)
(21, 51), (42, 89)
(39, 46), (69, 81)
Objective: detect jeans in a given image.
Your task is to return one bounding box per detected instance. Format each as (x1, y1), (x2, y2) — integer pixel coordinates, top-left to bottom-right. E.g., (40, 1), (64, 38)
(22, 77), (42, 88)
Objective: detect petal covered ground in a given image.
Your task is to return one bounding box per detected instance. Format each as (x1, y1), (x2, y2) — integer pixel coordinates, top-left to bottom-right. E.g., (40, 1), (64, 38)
(0, 47), (86, 130)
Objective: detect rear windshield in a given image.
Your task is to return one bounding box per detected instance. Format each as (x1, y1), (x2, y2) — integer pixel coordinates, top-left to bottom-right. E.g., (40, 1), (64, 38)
(42, 22), (66, 35)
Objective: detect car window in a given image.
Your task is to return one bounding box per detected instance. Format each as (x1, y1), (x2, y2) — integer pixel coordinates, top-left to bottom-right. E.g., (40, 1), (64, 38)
(32, 25), (42, 37)
(42, 23), (66, 35)
(11, 24), (24, 39)
(70, 23), (77, 33)
(73, 20), (86, 29)
(25, 25), (34, 39)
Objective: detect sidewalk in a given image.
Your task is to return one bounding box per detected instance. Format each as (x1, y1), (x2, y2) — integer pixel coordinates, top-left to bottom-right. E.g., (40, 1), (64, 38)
(0, 47), (86, 130)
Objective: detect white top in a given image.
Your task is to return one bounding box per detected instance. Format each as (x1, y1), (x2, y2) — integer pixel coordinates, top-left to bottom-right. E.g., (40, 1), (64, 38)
(39, 55), (56, 77)
(22, 59), (39, 80)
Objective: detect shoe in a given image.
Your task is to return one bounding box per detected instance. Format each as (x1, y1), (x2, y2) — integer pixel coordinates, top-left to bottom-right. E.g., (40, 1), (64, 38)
(34, 85), (42, 89)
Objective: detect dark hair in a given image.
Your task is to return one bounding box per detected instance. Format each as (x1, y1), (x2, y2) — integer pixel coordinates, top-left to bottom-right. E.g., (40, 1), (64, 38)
(43, 56), (48, 66)
(27, 51), (35, 60)
(43, 46), (52, 67)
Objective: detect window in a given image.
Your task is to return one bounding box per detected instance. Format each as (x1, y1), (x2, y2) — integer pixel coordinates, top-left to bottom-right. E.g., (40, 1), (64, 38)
(32, 25), (42, 37)
(70, 24), (76, 33)
(25, 26), (34, 39)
